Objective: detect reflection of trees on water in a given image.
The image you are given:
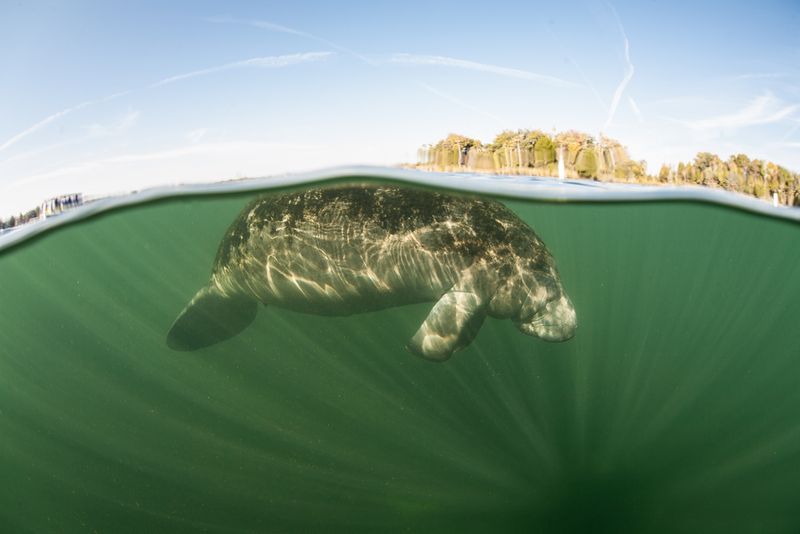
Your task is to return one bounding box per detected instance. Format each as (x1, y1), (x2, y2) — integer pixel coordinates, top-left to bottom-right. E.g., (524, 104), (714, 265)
(0, 193), (83, 230)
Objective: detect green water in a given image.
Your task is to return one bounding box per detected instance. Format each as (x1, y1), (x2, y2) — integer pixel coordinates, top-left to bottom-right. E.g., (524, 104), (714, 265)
(1, 183), (799, 533)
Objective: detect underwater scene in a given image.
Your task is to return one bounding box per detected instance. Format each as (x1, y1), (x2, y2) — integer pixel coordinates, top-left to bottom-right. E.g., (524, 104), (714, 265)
(1, 175), (799, 533)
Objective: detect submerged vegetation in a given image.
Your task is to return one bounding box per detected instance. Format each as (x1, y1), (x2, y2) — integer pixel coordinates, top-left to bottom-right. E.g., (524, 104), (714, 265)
(417, 131), (800, 206)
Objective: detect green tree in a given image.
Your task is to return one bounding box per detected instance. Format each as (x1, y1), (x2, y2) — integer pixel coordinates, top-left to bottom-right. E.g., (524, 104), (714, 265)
(533, 136), (555, 166)
(420, 129), (800, 205)
(731, 154), (750, 169)
(694, 152), (721, 171)
(658, 164), (670, 183)
(575, 148), (598, 178)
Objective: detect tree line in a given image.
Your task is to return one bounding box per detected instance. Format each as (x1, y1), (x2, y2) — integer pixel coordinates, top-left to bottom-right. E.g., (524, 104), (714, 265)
(1, 194), (83, 230)
(0, 207), (41, 230)
(416, 130), (799, 206)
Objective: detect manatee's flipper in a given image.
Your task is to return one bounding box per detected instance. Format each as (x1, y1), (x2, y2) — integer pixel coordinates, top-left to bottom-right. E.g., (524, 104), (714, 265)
(167, 285), (258, 351)
(408, 291), (486, 361)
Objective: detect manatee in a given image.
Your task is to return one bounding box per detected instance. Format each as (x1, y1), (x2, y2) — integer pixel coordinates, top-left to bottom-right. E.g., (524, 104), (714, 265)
(167, 184), (576, 360)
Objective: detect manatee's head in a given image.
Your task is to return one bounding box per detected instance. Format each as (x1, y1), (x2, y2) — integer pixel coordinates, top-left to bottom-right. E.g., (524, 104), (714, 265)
(516, 291), (577, 341)
(490, 261), (577, 342)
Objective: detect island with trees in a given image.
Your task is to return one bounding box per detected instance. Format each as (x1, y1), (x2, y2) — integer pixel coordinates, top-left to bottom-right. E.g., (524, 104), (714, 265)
(415, 130), (800, 206)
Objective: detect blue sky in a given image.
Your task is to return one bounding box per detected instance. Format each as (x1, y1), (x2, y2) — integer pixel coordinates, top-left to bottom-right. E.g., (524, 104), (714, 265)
(1, 0), (799, 214)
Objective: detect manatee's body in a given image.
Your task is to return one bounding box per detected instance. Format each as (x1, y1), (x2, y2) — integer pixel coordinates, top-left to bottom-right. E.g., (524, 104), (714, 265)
(167, 184), (576, 360)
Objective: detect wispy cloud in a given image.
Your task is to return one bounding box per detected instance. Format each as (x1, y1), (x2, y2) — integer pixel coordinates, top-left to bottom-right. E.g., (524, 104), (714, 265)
(390, 53), (580, 88)
(0, 101), (93, 153)
(731, 72), (790, 81)
(418, 83), (507, 125)
(149, 52), (333, 88)
(0, 51), (329, 155)
(85, 110), (141, 137)
(186, 128), (209, 143)
(206, 16), (375, 65)
(0, 90), (133, 154)
(207, 16), (308, 37)
(780, 120), (800, 141)
(677, 93), (798, 130)
(603, 5), (635, 130)
(541, 25), (607, 112)
(628, 96), (644, 123)
(8, 141), (322, 188)
(0, 138), (83, 167)
(649, 95), (713, 107)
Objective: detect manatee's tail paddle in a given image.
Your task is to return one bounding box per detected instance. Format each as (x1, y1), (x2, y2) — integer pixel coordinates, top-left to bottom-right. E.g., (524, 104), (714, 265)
(167, 285), (258, 351)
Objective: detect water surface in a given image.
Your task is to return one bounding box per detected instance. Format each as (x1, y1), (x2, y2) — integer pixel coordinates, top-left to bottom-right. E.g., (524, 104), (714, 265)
(1, 176), (799, 533)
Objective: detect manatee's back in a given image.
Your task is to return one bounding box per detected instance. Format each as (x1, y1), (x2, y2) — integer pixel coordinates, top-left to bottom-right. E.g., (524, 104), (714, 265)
(218, 184), (555, 279)
(213, 185), (479, 269)
(211, 186), (490, 305)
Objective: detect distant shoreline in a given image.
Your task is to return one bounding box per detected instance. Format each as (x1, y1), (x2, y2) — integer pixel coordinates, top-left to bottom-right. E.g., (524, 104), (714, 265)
(0, 193), (86, 232)
(2, 165), (798, 253)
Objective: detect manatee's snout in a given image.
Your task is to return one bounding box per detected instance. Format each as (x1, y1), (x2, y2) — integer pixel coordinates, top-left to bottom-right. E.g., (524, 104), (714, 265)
(517, 294), (576, 342)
